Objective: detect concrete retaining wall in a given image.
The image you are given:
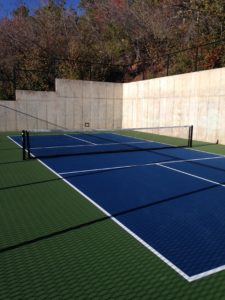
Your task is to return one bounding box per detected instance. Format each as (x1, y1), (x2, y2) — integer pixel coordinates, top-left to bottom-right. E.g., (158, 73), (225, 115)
(0, 80), (123, 131)
(123, 68), (225, 143)
(0, 67), (225, 144)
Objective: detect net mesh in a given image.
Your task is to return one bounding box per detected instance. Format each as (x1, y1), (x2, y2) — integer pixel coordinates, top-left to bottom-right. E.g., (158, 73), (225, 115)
(22, 126), (193, 159)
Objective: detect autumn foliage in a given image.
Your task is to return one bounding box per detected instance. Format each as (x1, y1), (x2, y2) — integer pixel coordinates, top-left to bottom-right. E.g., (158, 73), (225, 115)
(0, 0), (224, 98)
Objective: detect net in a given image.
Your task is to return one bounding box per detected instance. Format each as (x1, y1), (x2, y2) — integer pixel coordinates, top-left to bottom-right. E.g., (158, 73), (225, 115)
(22, 125), (193, 160)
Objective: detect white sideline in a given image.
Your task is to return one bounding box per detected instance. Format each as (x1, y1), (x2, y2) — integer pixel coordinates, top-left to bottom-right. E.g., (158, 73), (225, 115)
(33, 153), (191, 282)
(7, 134), (225, 282)
(32, 146), (225, 282)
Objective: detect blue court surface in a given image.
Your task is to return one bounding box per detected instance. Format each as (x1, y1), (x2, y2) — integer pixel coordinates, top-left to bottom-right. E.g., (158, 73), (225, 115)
(11, 132), (225, 281)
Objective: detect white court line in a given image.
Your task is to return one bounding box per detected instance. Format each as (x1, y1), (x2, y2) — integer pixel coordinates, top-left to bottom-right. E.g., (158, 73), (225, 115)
(111, 130), (186, 146)
(59, 156), (224, 176)
(31, 143), (225, 282)
(7, 136), (21, 147)
(32, 152), (191, 282)
(112, 131), (161, 144)
(187, 264), (225, 282)
(6, 134), (190, 281)
(156, 162), (225, 281)
(64, 133), (96, 145)
(7, 135), (225, 282)
(158, 163), (225, 188)
(113, 131), (225, 158)
(30, 141), (147, 150)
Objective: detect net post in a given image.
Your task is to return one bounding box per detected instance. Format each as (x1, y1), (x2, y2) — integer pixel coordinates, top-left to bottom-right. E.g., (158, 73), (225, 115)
(188, 125), (193, 147)
(22, 130), (26, 160)
(26, 131), (31, 159)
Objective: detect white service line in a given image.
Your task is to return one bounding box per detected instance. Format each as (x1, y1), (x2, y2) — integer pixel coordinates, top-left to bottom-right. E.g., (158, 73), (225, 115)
(158, 163), (225, 188)
(59, 155), (224, 176)
(64, 133), (96, 145)
(30, 140), (147, 150)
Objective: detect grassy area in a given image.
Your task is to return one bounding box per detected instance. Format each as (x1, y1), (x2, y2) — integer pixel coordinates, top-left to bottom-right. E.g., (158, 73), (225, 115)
(1, 132), (225, 299)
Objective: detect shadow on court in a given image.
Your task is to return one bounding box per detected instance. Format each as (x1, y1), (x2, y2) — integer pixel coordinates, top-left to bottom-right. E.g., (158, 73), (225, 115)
(0, 177), (224, 254)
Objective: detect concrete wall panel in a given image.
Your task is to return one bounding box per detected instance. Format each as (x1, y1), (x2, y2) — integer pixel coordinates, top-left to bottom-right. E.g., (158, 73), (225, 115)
(98, 99), (107, 129)
(106, 99), (114, 129)
(114, 99), (122, 128)
(73, 99), (83, 129)
(56, 79), (83, 98)
(37, 102), (48, 130)
(1, 68), (225, 145)
(218, 97), (225, 144)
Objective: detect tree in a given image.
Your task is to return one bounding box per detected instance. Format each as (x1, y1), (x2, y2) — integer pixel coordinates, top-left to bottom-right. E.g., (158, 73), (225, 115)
(0, 0), (224, 99)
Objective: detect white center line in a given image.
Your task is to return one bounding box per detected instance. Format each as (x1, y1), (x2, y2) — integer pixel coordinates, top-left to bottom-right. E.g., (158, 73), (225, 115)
(64, 134), (97, 145)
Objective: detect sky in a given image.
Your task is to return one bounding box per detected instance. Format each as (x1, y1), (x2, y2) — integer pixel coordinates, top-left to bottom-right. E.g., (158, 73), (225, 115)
(0, 0), (80, 18)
